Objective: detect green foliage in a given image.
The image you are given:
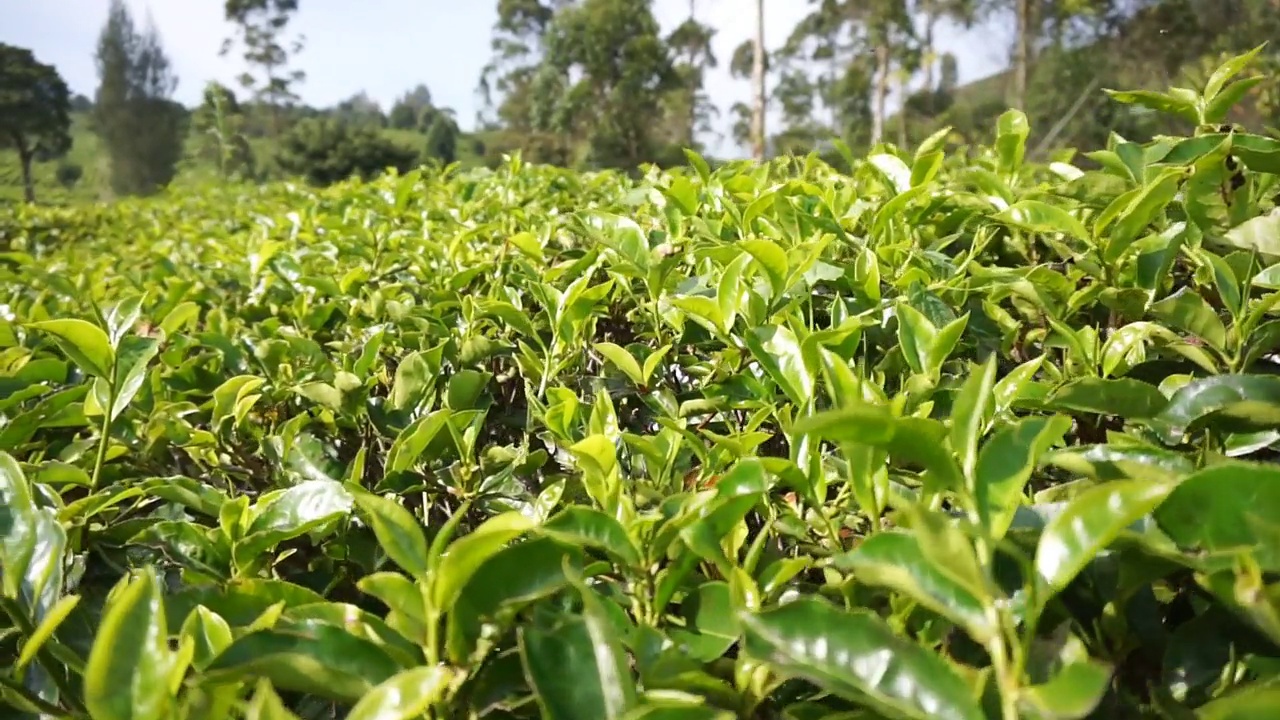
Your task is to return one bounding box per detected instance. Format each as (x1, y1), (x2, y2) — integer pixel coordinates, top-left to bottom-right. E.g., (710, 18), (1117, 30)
(273, 117), (418, 186)
(92, 0), (186, 198)
(9, 51), (1280, 720)
(189, 82), (258, 181)
(0, 43), (72, 203)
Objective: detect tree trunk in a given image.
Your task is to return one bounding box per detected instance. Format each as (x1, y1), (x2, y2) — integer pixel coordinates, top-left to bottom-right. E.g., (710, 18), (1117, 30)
(750, 0), (766, 161)
(897, 73), (909, 146)
(686, 0), (698, 149)
(1013, 0), (1031, 110)
(871, 43), (890, 147)
(923, 2), (938, 92)
(17, 146), (36, 203)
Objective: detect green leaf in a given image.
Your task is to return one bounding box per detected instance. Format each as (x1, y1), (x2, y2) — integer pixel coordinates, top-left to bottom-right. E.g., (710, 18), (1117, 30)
(1043, 444), (1194, 483)
(447, 538), (584, 662)
(1155, 462), (1280, 571)
(951, 356), (998, 480)
(344, 665), (456, 720)
(0, 451), (37, 600)
(744, 325), (814, 406)
(996, 109), (1030, 173)
(830, 531), (995, 644)
(542, 506), (641, 567)
(180, 606), (233, 672)
(741, 238), (790, 299)
(431, 512), (535, 610)
(594, 342), (645, 386)
(355, 492), (431, 581)
(794, 403), (896, 445)
(390, 350), (437, 411)
(1153, 375), (1280, 443)
(1104, 168), (1184, 263)
(386, 408), (453, 474)
(739, 598), (985, 720)
(1204, 44), (1266, 102)
(106, 334), (161, 419)
(1018, 660), (1114, 720)
(236, 479), (354, 565)
(1195, 682), (1280, 720)
(1150, 287), (1227, 350)
(16, 594), (80, 672)
(1224, 212), (1280, 261)
(84, 568), (173, 720)
(995, 200), (1088, 240)
(1035, 479), (1175, 594)
(28, 319), (114, 378)
(203, 624), (403, 703)
(244, 678), (302, 720)
(622, 704), (734, 720)
(520, 596), (637, 720)
(1046, 377), (1167, 419)
(295, 381), (343, 410)
(1104, 89), (1200, 124)
(975, 415), (1072, 539)
(668, 581), (739, 661)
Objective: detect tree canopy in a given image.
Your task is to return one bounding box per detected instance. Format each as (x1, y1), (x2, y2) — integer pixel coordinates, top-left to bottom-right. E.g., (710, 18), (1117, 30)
(0, 43), (71, 202)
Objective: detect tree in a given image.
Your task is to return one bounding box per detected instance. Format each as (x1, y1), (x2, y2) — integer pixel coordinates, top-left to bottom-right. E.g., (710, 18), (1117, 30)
(667, 1), (719, 150)
(190, 81), (256, 179)
(334, 91), (386, 127)
(750, 0), (767, 160)
(0, 44), (71, 203)
(528, 0), (680, 169)
(223, 0), (305, 136)
(389, 84), (435, 130)
(419, 109), (460, 163)
(275, 118), (418, 186)
(93, 0), (186, 197)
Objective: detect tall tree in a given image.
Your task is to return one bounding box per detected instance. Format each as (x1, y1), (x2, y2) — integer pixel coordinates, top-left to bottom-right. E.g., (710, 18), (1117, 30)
(479, 0), (573, 163)
(750, 0), (767, 160)
(389, 84), (434, 130)
(0, 44), (71, 203)
(916, 0), (978, 93)
(93, 0), (185, 197)
(667, 0), (719, 150)
(524, 0), (679, 169)
(334, 91), (386, 127)
(222, 0), (305, 135)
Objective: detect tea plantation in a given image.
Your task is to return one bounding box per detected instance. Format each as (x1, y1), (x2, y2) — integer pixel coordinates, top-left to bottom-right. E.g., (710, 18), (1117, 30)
(4, 51), (1280, 720)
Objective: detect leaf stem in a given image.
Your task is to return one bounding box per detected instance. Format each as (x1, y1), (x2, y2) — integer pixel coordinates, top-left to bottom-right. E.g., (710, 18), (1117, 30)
(89, 408), (112, 492)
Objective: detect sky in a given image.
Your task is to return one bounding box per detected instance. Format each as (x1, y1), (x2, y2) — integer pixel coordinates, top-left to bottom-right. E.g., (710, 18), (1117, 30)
(5, 0), (1011, 158)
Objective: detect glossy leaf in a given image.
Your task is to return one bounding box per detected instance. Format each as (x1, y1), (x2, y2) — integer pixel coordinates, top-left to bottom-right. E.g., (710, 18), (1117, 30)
(84, 568), (172, 720)
(355, 492), (431, 580)
(345, 665), (456, 720)
(1035, 479), (1175, 593)
(28, 319), (114, 378)
(831, 531), (995, 643)
(740, 598), (985, 720)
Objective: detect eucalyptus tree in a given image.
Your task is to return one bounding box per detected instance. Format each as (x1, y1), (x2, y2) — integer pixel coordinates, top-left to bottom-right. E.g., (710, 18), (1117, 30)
(222, 0), (306, 136)
(667, 0), (720, 151)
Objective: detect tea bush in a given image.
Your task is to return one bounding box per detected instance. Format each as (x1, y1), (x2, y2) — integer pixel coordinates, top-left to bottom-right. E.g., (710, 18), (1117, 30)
(4, 48), (1280, 720)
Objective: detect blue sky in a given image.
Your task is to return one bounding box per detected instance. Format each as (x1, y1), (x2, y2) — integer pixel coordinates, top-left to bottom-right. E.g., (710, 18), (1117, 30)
(5, 0), (1009, 158)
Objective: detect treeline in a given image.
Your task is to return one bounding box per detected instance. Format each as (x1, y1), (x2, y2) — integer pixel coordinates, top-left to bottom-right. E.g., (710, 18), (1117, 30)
(3, 0), (1280, 202)
(474, 0), (1280, 169)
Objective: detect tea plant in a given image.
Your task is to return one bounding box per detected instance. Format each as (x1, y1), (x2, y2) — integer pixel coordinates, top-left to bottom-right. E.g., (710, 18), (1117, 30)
(3, 48), (1280, 720)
